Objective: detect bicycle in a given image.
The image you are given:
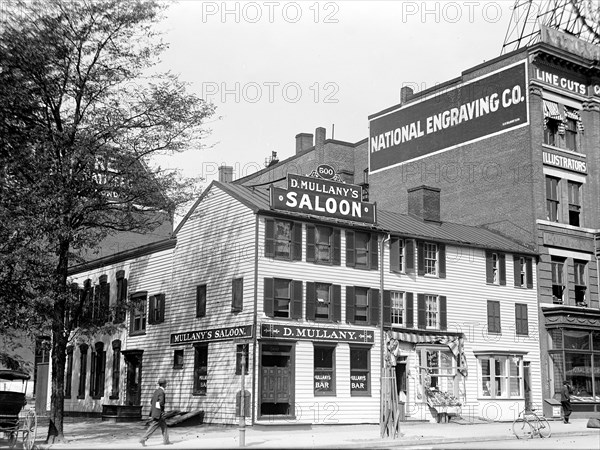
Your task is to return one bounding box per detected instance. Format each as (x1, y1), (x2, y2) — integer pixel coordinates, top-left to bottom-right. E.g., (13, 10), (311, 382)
(512, 408), (552, 439)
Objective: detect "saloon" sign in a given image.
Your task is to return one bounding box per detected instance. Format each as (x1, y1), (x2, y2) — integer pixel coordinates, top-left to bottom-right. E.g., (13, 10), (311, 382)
(171, 324), (253, 345)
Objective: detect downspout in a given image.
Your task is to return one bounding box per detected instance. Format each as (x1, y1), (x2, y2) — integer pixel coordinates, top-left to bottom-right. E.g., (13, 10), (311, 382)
(379, 232), (391, 438)
(251, 214), (259, 425)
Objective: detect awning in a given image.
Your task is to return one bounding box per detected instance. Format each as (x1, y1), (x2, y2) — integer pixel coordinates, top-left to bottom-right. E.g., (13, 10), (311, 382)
(543, 100), (562, 120)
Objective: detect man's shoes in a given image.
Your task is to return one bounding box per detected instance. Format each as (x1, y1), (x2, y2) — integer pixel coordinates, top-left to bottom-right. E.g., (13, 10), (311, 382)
(139, 439), (146, 446)
(164, 442), (173, 445)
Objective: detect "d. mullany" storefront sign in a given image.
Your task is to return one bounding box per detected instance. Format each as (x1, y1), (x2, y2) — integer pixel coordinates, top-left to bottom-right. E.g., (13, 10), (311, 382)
(170, 324), (253, 345)
(261, 323), (375, 343)
(270, 171), (376, 224)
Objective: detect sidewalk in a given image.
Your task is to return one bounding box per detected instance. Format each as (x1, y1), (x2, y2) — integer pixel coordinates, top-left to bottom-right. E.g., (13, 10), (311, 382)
(35, 417), (599, 449)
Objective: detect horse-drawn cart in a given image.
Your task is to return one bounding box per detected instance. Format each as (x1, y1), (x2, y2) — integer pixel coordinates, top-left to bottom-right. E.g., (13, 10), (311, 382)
(0, 369), (36, 450)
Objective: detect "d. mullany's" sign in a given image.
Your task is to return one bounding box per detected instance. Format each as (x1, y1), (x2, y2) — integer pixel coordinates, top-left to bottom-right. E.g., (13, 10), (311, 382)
(270, 171), (376, 224)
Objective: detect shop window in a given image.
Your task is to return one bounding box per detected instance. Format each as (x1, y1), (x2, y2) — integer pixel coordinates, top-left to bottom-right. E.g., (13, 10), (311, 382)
(478, 355), (523, 399)
(574, 260), (587, 306)
(306, 282), (342, 322)
(551, 257), (565, 304)
(350, 346), (370, 396)
(306, 224), (340, 265)
(193, 343), (208, 396)
(196, 284), (206, 318)
(417, 241), (446, 278)
(113, 270), (127, 324)
(568, 181), (582, 227)
(173, 349), (184, 370)
(90, 342), (106, 399)
(486, 251), (506, 285)
(420, 348), (456, 394)
(129, 292), (147, 335)
(236, 344), (249, 375)
(263, 278), (302, 319)
(545, 176), (559, 222)
(110, 340), (121, 399)
(346, 231), (378, 270)
(314, 345), (335, 396)
(417, 294), (446, 330)
(148, 293), (165, 325)
(265, 218), (301, 261)
(391, 291), (405, 326)
(232, 277), (243, 312)
(487, 300), (501, 334)
(77, 343), (88, 399)
(65, 346), (73, 399)
(513, 256), (533, 288)
(515, 303), (528, 336)
(346, 286), (379, 325)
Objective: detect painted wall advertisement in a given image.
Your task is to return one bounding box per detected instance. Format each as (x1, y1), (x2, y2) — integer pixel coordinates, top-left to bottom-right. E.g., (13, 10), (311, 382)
(369, 61), (529, 172)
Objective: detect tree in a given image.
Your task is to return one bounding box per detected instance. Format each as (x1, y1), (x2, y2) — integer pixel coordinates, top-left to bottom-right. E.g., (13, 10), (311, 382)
(0, 0), (215, 442)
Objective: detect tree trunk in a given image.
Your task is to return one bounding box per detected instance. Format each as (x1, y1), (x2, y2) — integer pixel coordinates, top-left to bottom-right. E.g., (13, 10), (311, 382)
(46, 239), (70, 444)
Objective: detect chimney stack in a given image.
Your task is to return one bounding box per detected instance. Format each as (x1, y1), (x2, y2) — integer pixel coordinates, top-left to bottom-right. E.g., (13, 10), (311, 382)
(295, 133), (314, 154)
(218, 165), (233, 183)
(407, 185), (441, 222)
(400, 86), (414, 104)
(315, 127), (326, 164)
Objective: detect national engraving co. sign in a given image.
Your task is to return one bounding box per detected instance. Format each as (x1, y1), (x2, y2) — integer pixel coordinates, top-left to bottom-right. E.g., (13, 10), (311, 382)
(170, 324), (253, 346)
(261, 323), (375, 343)
(270, 173), (376, 224)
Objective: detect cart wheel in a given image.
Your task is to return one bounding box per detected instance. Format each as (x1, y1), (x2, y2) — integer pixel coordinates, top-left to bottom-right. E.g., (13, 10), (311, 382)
(8, 431), (18, 449)
(22, 409), (36, 450)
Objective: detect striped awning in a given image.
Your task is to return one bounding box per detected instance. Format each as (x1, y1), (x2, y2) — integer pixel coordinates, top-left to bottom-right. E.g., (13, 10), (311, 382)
(543, 100), (562, 120)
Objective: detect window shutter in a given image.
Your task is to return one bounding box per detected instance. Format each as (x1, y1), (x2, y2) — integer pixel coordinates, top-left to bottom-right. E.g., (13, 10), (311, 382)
(89, 351), (96, 396)
(306, 225), (316, 262)
(292, 223), (302, 261)
(158, 294), (165, 323)
(346, 286), (355, 324)
(526, 258), (533, 288)
(291, 280), (303, 319)
(332, 229), (341, 265)
(232, 278), (243, 312)
(383, 290), (391, 327)
(370, 234), (379, 270)
(406, 293), (414, 328)
(499, 254), (506, 286)
(99, 350), (106, 395)
(390, 238), (400, 273)
(439, 295), (447, 331)
(405, 240), (415, 274)
(332, 284), (341, 322)
(345, 231), (355, 267)
(417, 293), (426, 329)
(438, 244), (446, 278)
(265, 218), (274, 258)
(417, 241), (425, 276)
(263, 278), (274, 317)
(369, 289), (379, 326)
(306, 282), (316, 320)
(485, 251), (494, 284)
(196, 286), (206, 318)
(148, 296), (156, 324)
(513, 256), (520, 287)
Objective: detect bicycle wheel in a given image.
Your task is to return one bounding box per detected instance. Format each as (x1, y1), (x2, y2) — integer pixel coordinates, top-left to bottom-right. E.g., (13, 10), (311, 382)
(512, 418), (534, 439)
(537, 417), (552, 438)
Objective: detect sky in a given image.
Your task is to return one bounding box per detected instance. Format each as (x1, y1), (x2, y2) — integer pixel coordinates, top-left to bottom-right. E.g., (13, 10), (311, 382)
(153, 0), (522, 185)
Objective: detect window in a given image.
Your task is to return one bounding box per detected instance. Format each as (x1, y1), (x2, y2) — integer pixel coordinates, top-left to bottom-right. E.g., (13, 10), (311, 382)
(346, 286), (379, 325)
(90, 342), (105, 399)
(426, 295), (438, 329)
(391, 238), (414, 274)
(110, 340), (121, 399)
(315, 283), (331, 320)
(306, 282), (341, 322)
(565, 107), (579, 152)
(314, 345), (335, 396)
(346, 231), (378, 270)
(148, 294), (165, 325)
(173, 349), (184, 370)
(486, 251), (506, 285)
(543, 100), (560, 147)
(551, 257), (565, 304)
(417, 241), (446, 278)
(232, 278), (243, 312)
(129, 292), (147, 335)
(568, 181), (582, 227)
(515, 304), (528, 336)
(574, 260), (587, 306)
(513, 256), (533, 288)
(306, 225), (340, 265)
(193, 344), (208, 395)
(265, 218), (301, 261)
(424, 243), (437, 276)
(417, 294), (446, 330)
(546, 176), (559, 222)
(487, 300), (501, 334)
(236, 344), (249, 375)
(419, 347), (456, 394)
(196, 284), (206, 318)
(65, 346), (74, 399)
(263, 278), (302, 319)
(350, 346), (370, 396)
(391, 291), (405, 326)
(384, 291), (413, 328)
(77, 344), (88, 399)
(479, 355), (523, 399)
(97, 275), (110, 325)
(113, 270), (127, 323)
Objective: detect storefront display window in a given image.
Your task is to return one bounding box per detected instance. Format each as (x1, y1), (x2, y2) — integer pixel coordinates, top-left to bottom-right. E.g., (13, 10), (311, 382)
(314, 345), (335, 396)
(350, 346), (370, 396)
(477, 355), (523, 399)
(418, 347), (456, 397)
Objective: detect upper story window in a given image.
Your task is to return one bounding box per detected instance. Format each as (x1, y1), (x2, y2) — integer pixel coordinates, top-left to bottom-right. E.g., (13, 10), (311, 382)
(113, 270), (127, 324)
(515, 304), (529, 336)
(486, 251), (506, 285)
(196, 284), (207, 318)
(513, 256), (533, 289)
(306, 282), (341, 322)
(416, 293), (447, 331)
(391, 291), (405, 326)
(265, 218), (302, 261)
(148, 294), (165, 325)
(232, 277), (243, 312)
(574, 260), (587, 306)
(306, 225), (340, 265)
(565, 107), (582, 152)
(543, 100), (583, 152)
(264, 278), (302, 319)
(551, 257), (565, 304)
(417, 241), (446, 278)
(129, 292), (147, 335)
(346, 286), (379, 325)
(487, 300), (501, 334)
(568, 181), (582, 227)
(546, 176), (559, 222)
(384, 291), (414, 328)
(390, 237), (414, 274)
(346, 231), (378, 270)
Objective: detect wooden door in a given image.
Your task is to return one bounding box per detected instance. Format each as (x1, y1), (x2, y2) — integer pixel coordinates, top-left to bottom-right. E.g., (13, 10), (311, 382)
(261, 366), (290, 403)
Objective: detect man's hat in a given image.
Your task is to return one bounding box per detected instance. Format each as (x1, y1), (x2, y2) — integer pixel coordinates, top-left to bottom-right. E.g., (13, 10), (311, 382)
(158, 377), (167, 386)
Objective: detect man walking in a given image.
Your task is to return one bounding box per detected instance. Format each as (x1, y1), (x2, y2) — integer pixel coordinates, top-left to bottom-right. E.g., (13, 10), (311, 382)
(140, 378), (171, 446)
(561, 379), (572, 424)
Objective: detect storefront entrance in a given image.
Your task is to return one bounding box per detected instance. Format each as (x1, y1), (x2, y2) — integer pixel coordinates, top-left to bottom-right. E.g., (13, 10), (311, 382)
(259, 343), (294, 418)
(122, 350), (143, 406)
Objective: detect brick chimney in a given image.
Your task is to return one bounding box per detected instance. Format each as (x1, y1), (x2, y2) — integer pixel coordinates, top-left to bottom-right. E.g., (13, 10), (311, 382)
(218, 165), (233, 183)
(295, 133), (313, 154)
(407, 185), (441, 222)
(400, 86), (414, 104)
(315, 127), (326, 164)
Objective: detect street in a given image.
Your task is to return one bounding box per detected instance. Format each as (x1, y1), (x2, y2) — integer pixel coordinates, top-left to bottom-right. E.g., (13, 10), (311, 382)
(416, 433), (600, 449)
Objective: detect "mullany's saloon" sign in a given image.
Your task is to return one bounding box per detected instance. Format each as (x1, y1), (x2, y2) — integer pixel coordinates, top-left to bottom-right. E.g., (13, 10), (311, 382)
(270, 172), (376, 224)
(171, 324), (253, 345)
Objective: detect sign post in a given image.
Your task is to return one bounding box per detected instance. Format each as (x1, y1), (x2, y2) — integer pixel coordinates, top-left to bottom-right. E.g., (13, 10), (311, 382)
(235, 340), (250, 447)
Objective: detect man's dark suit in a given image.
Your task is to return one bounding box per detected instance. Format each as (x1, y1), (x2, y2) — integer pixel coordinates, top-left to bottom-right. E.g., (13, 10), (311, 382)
(140, 386), (170, 445)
